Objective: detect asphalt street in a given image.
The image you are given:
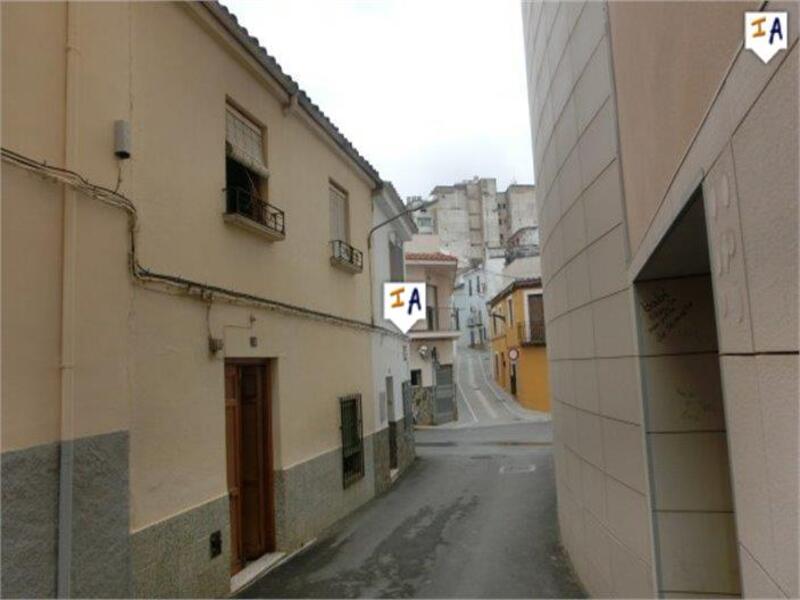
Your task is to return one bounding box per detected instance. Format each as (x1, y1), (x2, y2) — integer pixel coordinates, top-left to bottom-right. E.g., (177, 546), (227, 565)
(240, 349), (583, 599)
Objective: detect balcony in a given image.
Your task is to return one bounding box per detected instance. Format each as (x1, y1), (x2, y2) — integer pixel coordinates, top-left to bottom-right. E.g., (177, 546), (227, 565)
(518, 320), (547, 346)
(330, 240), (363, 273)
(467, 314), (483, 328)
(411, 306), (458, 334)
(223, 187), (285, 241)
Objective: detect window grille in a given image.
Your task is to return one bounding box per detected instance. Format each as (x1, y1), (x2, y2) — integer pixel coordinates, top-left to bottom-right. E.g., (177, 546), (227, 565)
(340, 395), (364, 488)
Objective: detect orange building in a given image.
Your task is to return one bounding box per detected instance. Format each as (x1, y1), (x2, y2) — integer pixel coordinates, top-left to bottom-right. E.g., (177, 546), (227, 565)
(488, 279), (550, 412)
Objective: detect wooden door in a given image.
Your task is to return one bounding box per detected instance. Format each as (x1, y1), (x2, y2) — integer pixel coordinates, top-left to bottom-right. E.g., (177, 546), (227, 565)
(225, 361), (275, 576)
(225, 365), (243, 574)
(240, 365), (265, 559)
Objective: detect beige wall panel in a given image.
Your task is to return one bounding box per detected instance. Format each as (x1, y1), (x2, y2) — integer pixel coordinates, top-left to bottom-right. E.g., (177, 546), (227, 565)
(731, 46), (799, 353)
(755, 354), (799, 596)
(720, 356), (778, 582)
(596, 356), (641, 424)
(129, 4), (373, 326)
(608, 1), (756, 252)
(73, 201), (132, 440)
(656, 512), (740, 595)
(1, 1), (66, 163)
(602, 418), (646, 493)
(130, 289), (376, 530)
(640, 353), (726, 433)
(1, 170), (63, 450)
(604, 475), (651, 561)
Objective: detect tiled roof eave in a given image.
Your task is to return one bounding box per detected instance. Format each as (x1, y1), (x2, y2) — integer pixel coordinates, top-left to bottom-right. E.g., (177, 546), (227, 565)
(203, 1), (383, 188)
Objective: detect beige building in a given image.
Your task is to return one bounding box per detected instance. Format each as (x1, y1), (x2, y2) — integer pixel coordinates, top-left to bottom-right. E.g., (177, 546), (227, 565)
(1, 2), (404, 597)
(523, 1), (798, 598)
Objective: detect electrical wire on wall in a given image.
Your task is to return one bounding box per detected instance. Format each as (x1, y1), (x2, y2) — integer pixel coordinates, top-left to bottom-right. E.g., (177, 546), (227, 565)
(2, 146), (406, 339)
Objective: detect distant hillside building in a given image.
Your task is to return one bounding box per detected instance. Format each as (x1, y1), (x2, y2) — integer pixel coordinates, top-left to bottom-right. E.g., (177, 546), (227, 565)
(409, 178), (537, 269)
(498, 183), (537, 245)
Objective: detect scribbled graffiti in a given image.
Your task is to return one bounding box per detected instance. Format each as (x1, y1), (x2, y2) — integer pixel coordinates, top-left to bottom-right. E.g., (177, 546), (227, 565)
(640, 288), (694, 343)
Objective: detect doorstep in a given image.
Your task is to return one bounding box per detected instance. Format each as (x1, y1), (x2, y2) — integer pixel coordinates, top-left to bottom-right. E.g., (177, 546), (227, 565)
(230, 552), (285, 595)
(229, 538), (317, 596)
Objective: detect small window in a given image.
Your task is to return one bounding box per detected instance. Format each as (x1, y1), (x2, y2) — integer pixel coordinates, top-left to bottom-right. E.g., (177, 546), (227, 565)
(329, 182), (349, 243)
(468, 279), (473, 296)
(507, 297), (514, 325)
(411, 369), (422, 387)
(340, 395), (364, 488)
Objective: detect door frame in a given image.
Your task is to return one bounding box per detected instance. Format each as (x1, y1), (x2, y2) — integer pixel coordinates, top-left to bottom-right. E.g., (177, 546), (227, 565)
(225, 358), (276, 574)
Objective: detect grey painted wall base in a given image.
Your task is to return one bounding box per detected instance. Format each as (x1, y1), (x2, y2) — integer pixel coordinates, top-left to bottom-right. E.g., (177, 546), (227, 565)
(373, 427), (392, 496)
(392, 417), (416, 474)
(131, 495), (230, 599)
(1, 431), (130, 599)
(68, 431), (131, 598)
(275, 434), (377, 551)
(2, 441), (60, 598)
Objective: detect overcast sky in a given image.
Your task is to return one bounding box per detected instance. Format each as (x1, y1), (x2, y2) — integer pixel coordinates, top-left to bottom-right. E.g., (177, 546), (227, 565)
(224, 0), (534, 200)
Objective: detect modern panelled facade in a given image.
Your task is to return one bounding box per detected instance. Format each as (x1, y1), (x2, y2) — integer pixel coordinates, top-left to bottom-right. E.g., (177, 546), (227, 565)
(522, 1), (797, 598)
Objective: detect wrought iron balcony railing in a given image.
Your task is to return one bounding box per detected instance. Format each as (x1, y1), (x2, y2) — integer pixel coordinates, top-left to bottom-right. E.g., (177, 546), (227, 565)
(518, 320), (547, 346)
(330, 239), (363, 273)
(411, 306), (458, 333)
(225, 187), (285, 239)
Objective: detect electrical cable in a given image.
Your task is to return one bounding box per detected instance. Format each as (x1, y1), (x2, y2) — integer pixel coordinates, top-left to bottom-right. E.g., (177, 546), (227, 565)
(2, 146), (405, 339)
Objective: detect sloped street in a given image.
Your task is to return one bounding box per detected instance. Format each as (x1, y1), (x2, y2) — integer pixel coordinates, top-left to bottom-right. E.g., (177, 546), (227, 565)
(240, 351), (583, 599)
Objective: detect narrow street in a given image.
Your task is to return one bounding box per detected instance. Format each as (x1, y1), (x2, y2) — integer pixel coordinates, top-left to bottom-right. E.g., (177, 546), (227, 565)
(239, 349), (583, 599)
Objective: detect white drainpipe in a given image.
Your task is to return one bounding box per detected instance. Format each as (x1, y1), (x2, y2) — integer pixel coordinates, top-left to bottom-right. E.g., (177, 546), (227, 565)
(57, 2), (80, 596)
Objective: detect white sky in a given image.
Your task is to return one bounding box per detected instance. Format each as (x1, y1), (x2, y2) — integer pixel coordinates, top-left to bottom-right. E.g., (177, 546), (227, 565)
(223, 0), (534, 200)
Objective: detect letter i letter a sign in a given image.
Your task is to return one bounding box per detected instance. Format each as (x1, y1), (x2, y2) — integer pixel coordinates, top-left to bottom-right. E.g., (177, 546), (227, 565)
(745, 12), (787, 63)
(384, 282), (426, 333)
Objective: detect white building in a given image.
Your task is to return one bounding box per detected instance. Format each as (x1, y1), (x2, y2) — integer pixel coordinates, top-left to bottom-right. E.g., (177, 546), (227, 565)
(451, 259), (508, 348)
(370, 182), (417, 486)
(427, 177), (501, 268)
(497, 184), (537, 244)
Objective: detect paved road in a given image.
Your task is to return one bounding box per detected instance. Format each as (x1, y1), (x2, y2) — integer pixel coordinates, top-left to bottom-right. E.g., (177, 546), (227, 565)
(240, 351), (581, 599)
(449, 346), (550, 428)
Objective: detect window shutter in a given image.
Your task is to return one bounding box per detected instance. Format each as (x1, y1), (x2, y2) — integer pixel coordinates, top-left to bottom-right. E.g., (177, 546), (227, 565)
(329, 185), (348, 242)
(226, 107), (269, 179)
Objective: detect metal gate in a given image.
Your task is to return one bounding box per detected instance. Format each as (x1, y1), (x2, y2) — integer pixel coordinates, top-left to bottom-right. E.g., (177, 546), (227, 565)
(433, 363), (456, 424)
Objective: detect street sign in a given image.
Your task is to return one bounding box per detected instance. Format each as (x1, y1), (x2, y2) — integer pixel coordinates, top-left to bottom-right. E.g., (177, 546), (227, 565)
(509, 348), (519, 361)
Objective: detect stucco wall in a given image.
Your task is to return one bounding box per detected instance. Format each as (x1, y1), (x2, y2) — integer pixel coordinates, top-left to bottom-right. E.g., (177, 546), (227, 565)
(2, 2), (385, 594)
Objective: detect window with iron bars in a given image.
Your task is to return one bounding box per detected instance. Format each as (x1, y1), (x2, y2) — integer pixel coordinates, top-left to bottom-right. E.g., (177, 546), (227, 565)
(340, 394), (364, 488)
